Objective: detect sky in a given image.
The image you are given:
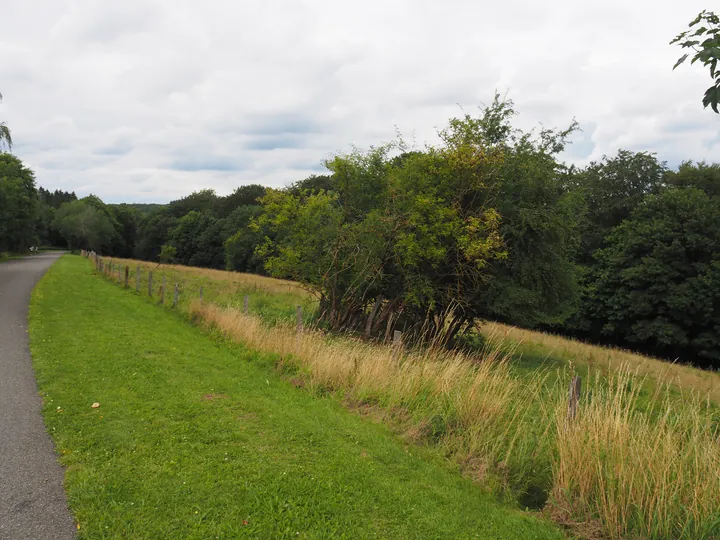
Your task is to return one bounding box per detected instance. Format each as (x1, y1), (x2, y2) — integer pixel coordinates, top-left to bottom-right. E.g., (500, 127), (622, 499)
(0, 0), (717, 203)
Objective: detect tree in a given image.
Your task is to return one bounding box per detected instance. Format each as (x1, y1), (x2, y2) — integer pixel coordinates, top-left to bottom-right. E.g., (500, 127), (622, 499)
(672, 10), (720, 112)
(572, 151), (667, 260)
(587, 188), (720, 365)
(167, 210), (222, 267)
(108, 204), (139, 257)
(215, 185), (266, 217)
(223, 205), (265, 273)
(257, 100), (572, 344)
(158, 244), (177, 265)
(464, 96), (581, 327)
(0, 91), (12, 151)
(665, 161), (720, 197)
(0, 154), (38, 251)
(167, 189), (219, 218)
(134, 208), (177, 261)
(52, 200), (116, 252)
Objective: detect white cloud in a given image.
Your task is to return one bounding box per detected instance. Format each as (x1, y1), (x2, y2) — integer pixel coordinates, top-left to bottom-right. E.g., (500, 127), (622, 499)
(0, 0), (716, 202)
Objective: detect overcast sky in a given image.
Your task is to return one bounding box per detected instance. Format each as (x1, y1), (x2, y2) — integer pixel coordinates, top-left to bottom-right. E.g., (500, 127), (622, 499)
(1, 1), (717, 203)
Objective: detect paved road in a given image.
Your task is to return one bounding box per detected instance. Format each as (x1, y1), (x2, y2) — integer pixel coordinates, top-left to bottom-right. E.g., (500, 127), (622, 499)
(0, 253), (75, 540)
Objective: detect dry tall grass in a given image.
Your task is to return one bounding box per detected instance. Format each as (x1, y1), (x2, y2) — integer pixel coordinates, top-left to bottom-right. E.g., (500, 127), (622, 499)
(105, 256), (311, 298)
(552, 369), (720, 538)
(189, 300), (720, 539)
(483, 322), (720, 403)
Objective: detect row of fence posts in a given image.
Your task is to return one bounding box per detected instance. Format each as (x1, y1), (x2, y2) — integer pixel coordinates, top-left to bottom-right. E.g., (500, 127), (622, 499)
(83, 253), (308, 328)
(80, 251), (583, 420)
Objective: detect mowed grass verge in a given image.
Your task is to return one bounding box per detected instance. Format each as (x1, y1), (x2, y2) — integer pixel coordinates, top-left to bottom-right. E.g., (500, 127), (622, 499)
(29, 255), (563, 539)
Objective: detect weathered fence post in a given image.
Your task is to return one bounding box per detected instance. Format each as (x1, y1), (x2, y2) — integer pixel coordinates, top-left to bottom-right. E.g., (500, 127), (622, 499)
(296, 305), (303, 333)
(567, 375), (582, 422)
(124, 266), (129, 288)
(392, 330), (403, 362)
(199, 286), (203, 302)
(244, 295), (249, 315)
(148, 271), (153, 297)
(136, 265), (140, 293)
(160, 275), (166, 304)
(173, 283), (179, 308)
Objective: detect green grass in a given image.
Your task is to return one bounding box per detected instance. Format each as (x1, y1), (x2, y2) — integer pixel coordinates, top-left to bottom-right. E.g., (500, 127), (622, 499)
(30, 255), (564, 539)
(0, 251), (30, 262)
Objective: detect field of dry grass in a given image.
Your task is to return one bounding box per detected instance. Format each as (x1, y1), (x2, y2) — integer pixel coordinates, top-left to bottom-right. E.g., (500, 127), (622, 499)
(483, 322), (720, 403)
(93, 255), (720, 538)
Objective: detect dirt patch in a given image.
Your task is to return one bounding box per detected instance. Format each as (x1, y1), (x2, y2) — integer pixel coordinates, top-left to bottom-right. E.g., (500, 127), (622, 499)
(403, 419), (432, 444)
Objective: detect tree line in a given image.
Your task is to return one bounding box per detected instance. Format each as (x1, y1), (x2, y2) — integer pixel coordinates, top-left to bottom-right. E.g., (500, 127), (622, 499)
(2, 97), (719, 368)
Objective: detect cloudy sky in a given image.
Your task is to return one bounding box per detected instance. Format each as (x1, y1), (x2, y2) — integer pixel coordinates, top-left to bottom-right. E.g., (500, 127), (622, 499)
(1, 1), (716, 203)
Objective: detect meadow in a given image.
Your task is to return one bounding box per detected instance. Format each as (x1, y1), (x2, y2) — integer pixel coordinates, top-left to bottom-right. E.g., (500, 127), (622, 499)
(84, 255), (720, 537)
(31, 255), (562, 539)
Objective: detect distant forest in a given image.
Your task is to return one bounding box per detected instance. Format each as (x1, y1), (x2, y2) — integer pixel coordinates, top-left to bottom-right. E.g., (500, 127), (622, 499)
(2, 97), (719, 368)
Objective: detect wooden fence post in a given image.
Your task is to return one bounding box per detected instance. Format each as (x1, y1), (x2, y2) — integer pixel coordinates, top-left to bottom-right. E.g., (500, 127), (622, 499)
(244, 295), (249, 315)
(160, 275), (166, 304)
(124, 266), (129, 288)
(567, 375), (582, 422)
(136, 265), (140, 292)
(296, 305), (303, 333)
(173, 283), (179, 308)
(199, 286), (203, 302)
(392, 330), (403, 362)
(148, 271), (153, 297)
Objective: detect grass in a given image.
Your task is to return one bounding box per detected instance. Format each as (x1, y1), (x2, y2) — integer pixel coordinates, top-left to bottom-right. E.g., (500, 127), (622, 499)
(30, 255), (563, 539)
(100, 256), (314, 325)
(189, 302), (720, 539)
(0, 251), (32, 262)
(94, 254), (720, 538)
(482, 322), (720, 404)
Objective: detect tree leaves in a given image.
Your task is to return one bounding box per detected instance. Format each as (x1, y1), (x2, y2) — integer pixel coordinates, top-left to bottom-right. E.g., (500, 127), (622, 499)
(672, 10), (720, 113)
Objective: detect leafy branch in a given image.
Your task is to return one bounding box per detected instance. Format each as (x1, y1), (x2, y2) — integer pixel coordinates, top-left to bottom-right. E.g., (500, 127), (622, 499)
(671, 10), (720, 112)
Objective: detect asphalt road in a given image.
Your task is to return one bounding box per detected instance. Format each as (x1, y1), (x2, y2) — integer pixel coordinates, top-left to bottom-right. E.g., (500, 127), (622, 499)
(0, 253), (75, 540)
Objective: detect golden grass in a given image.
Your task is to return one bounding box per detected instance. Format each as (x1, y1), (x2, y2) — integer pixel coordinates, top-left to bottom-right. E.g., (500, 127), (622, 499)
(104, 256), (311, 298)
(483, 321), (720, 403)
(189, 300), (720, 539)
(552, 369), (720, 538)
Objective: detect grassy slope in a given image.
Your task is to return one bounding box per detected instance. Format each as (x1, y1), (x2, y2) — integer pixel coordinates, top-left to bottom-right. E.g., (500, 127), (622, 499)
(104, 256), (720, 404)
(30, 255), (563, 539)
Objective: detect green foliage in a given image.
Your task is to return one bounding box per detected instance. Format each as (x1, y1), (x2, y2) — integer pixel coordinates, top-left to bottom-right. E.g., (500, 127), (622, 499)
(672, 10), (720, 112)
(0, 153), (39, 251)
(666, 160), (720, 197)
(0, 91), (12, 151)
(52, 199), (117, 252)
(157, 243), (177, 264)
(223, 205), (265, 273)
(470, 96), (581, 327)
(588, 188), (720, 364)
(38, 187), (77, 209)
(214, 184), (266, 217)
(108, 204), (139, 258)
(168, 210), (224, 268)
(573, 150), (667, 258)
(167, 189), (218, 219)
(255, 98), (579, 343)
(134, 208), (177, 261)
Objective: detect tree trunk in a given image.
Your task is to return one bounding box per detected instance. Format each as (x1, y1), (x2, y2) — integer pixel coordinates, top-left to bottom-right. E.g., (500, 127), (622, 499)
(364, 295), (384, 340)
